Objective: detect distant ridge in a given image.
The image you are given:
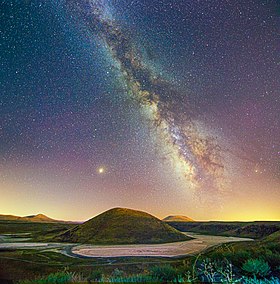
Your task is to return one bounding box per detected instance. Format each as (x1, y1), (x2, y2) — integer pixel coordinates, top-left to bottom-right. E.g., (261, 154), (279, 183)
(23, 214), (57, 222)
(163, 215), (194, 222)
(54, 207), (191, 244)
(168, 221), (280, 239)
(0, 213), (68, 223)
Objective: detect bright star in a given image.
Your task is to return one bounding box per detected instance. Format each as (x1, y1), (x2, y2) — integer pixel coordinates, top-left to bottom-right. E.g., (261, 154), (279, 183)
(98, 167), (105, 174)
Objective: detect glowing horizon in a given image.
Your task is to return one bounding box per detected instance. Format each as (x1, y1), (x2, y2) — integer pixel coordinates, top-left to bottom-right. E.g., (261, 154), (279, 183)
(1, 1), (279, 222)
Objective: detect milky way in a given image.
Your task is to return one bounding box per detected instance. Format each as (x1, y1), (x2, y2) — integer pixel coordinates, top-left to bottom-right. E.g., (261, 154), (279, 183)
(1, 0), (279, 220)
(66, 0), (226, 197)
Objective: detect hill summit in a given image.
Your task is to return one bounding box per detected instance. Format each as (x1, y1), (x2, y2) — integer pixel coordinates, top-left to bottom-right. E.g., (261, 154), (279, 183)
(54, 208), (190, 244)
(163, 215), (194, 222)
(0, 213), (61, 223)
(23, 214), (56, 222)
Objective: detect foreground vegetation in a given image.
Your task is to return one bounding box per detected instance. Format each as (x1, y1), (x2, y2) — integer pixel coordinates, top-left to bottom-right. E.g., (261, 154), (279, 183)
(17, 257), (280, 283)
(1, 219), (279, 283)
(2, 237), (279, 283)
(205, 231), (280, 272)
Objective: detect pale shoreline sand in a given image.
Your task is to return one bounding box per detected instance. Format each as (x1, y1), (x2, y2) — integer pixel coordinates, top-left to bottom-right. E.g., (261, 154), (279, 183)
(0, 232), (253, 258)
(71, 232), (253, 258)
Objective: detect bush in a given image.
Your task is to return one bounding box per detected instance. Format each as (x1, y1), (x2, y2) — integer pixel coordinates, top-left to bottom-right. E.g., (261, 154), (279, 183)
(242, 258), (271, 278)
(107, 274), (156, 283)
(88, 270), (102, 282)
(241, 276), (280, 284)
(149, 264), (178, 282)
(19, 271), (73, 284)
(197, 258), (235, 283)
(111, 268), (125, 278)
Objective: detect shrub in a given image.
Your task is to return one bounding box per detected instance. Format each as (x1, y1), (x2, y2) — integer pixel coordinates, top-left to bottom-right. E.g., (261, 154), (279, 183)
(107, 274), (157, 283)
(242, 258), (271, 278)
(88, 270), (103, 282)
(241, 276), (280, 284)
(19, 271), (73, 284)
(198, 258), (221, 282)
(197, 258), (242, 283)
(149, 264), (178, 282)
(111, 268), (125, 278)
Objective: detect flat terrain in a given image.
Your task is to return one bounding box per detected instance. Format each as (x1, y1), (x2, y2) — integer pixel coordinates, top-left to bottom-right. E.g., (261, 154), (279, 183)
(0, 220), (278, 281)
(0, 232), (252, 258)
(71, 232), (252, 258)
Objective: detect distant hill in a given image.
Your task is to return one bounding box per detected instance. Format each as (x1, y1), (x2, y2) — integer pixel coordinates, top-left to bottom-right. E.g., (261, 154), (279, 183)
(163, 215), (194, 222)
(0, 213), (64, 223)
(228, 223), (280, 239)
(168, 221), (280, 239)
(54, 207), (191, 244)
(263, 230), (280, 243)
(23, 214), (57, 223)
(0, 214), (21, 221)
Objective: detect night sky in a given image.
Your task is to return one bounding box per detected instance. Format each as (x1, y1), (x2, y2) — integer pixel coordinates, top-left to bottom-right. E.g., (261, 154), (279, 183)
(1, 0), (279, 221)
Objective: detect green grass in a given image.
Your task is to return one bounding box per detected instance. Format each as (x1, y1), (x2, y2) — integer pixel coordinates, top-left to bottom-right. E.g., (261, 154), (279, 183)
(203, 231), (280, 273)
(15, 260), (280, 283)
(1, 218), (280, 282)
(0, 220), (75, 241)
(1, 246), (280, 282)
(168, 221), (280, 239)
(0, 247), (186, 281)
(53, 208), (190, 245)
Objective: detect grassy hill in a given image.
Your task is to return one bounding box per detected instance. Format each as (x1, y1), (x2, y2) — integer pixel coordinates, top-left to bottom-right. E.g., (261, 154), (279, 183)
(163, 215), (194, 222)
(168, 221), (280, 239)
(54, 208), (191, 244)
(0, 213), (63, 223)
(205, 229), (280, 272)
(262, 230), (280, 243)
(162, 215), (195, 222)
(0, 214), (21, 221)
(22, 214), (58, 223)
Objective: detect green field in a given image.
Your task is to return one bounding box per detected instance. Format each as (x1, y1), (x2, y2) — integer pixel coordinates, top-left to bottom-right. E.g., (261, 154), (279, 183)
(54, 208), (190, 245)
(167, 221), (280, 239)
(0, 240), (185, 282)
(0, 220), (75, 236)
(0, 220), (280, 283)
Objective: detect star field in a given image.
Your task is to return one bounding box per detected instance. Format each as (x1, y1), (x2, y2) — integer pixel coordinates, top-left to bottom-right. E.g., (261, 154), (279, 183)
(0, 0), (279, 221)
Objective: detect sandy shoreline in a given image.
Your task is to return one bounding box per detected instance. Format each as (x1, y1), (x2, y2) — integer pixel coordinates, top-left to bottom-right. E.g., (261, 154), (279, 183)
(71, 233), (253, 258)
(0, 232), (252, 258)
